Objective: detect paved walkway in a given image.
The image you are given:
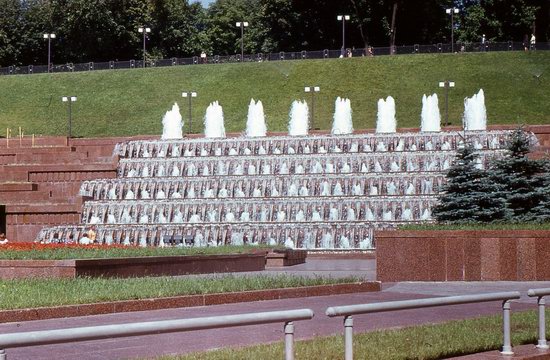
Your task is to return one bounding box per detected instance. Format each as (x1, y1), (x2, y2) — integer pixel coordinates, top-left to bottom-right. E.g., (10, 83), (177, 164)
(1, 259), (549, 360)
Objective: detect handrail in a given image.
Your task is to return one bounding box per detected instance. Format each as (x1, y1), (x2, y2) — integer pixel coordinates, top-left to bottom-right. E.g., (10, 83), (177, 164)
(528, 288), (550, 349)
(0, 308), (314, 360)
(326, 292), (521, 360)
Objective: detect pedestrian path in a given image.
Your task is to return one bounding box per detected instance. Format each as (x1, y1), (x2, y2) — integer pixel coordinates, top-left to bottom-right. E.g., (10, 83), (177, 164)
(0, 259), (548, 360)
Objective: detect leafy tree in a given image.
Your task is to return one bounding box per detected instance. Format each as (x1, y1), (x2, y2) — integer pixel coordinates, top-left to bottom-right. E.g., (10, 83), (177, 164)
(456, 0), (540, 42)
(206, 0), (262, 55)
(150, 0), (208, 58)
(255, 0), (300, 52)
(0, 0), (24, 66)
(433, 143), (508, 223)
(17, 0), (53, 66)
(490, 129), (548, 222)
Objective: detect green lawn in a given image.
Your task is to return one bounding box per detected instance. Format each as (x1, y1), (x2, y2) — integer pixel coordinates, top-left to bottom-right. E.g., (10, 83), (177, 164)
(400, 222), (550, 231)
(0, 244), (276, 260)
(0, 275), (360, 310)
(167, 310), (547, 360)
(0, 52), (548, 137)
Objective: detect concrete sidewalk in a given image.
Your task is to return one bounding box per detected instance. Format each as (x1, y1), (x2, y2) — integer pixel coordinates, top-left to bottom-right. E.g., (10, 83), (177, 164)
(1, 259), (549, 360)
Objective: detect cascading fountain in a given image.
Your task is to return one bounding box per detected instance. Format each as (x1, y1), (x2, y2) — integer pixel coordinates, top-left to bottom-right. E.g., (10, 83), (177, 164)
(204, 101), (226, 138)
(38, 89), (522, 250)
(332, 97), (353, 135)
(420, 94), (441, 132)
(288, 100), (309, 136)
(245, 99), (267, 137)
(376, 96), (397, 133)
(463, 89), (487, 131)
(161, 103), (183, 140)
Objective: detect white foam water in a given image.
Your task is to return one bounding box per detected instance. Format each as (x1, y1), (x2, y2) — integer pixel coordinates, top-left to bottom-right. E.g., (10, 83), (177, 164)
(463, 89), (487, 131)
(332, 97), (353, 135)
(376, 96), (397, 133)
(161, 103), (183, 139)
(288, 100), (309, 136)
(245, 99), (267, 137)
(204, 101), (226, 138)
(420, 93), (441, 132)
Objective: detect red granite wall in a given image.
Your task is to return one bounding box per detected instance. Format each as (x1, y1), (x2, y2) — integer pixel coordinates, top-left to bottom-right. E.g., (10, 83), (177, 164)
(376, 230), (550, 281)
(0, 253), (267, 279)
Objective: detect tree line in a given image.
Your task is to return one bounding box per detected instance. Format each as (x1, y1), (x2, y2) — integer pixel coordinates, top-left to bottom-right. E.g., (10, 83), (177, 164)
(0, 0), (548, 66)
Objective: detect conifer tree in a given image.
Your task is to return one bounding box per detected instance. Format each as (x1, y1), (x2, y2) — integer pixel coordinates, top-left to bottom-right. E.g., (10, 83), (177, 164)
(433, 142), (508, 223)
(489, 129), (548, 222)
(527, 158), (550, 222)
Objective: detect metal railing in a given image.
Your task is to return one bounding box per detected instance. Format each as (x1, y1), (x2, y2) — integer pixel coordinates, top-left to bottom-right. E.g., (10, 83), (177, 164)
(0, 308), (314, 360)
(528, 288), (550, 350)
(325, 291), (522, 360)
(1, 41), (548, 76)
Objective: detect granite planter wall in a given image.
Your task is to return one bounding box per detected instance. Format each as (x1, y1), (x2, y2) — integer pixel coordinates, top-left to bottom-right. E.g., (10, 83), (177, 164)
(376, 230), (550, 282)
(0, 252), (266, 279)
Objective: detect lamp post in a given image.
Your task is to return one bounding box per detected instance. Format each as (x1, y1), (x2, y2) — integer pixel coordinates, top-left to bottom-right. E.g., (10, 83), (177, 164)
(438, 81), (455, 126)
(62, 96), (77, 139)
(235, 21), (249, 61)
(182, 91), (197, 134)
(138, 26), (151, 68)
(445, 8), (459, 53)
(43, 33), (56, 73)
(305, 86), (320, 130)
(337, 15), (350, 57)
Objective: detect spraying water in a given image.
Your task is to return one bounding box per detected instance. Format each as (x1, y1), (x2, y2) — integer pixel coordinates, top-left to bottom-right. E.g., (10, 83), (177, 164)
(332, 97), (353, 135)
(463, 89), (487, 131)
(245, 99), (267, 137)
(420, 94), (441, 132)
(204, 101), (226, 138)
(161, 103), (183, 140)
(376, 96), (397, 133)
(288, 100), (309, 136)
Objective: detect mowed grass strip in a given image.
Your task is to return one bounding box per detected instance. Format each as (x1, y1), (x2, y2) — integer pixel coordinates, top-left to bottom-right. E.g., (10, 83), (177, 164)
(166, 310), (547, 360)
(0, 275), (360, 310)
(0, 244), (276, 260)
(0, 52), (548, 138)
(400, 222), (550, 231)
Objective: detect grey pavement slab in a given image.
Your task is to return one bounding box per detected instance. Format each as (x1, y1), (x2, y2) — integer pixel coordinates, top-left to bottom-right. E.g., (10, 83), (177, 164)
(1, 259), (549, 360)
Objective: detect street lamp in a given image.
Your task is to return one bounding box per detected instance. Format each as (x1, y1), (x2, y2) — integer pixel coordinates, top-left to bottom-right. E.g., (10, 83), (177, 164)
(62, 96), (77, 139)
(337, 15), (350, 57)
(43, 33), (56, 73)
(138, 26), (151, 68)
(182, 91), (197, 134)
(235, 21), (249, 61)
(445, 8), (459, 53)
(438, 81), (455, 126)
(304, 86), (320, 130)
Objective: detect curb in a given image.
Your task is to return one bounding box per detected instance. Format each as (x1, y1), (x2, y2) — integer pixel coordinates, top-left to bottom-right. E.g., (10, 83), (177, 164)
(0, 281), (380, 324)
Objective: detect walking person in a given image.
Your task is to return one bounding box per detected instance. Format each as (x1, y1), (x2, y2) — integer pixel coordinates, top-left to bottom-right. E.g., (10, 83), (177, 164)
(530, 33), (536, 50)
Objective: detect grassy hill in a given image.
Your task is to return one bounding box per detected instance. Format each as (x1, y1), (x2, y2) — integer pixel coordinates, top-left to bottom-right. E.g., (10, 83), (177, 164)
(0, 51), (548, 138)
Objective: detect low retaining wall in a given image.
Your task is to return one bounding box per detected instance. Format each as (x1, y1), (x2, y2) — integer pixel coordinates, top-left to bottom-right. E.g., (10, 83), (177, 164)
(376, 230), (550, 282)
(0, 253), (266, 279)
(0, 282), (381, 324)
(266, 249), (307, 267)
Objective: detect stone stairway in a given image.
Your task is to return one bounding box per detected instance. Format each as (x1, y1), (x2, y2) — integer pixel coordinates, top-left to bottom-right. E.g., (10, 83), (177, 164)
(0, 137), (126, 240)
